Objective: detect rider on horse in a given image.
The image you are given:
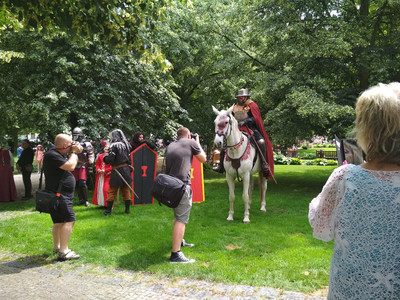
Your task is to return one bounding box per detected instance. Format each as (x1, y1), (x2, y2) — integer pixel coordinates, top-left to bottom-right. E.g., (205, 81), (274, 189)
(217, 88), (275, 179)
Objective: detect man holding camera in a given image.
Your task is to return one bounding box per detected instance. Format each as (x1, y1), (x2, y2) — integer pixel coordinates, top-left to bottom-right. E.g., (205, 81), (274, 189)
(166, 127), (206, 263)
(43, 134), (83, 260)
(71, 127), (94, 207)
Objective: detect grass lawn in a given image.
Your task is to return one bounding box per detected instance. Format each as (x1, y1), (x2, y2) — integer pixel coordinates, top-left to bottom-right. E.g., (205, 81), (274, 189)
(0, 164), (335, 294)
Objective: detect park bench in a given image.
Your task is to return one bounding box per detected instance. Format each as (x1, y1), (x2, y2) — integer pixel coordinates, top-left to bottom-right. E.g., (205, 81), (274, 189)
(316, 150), (337, 160)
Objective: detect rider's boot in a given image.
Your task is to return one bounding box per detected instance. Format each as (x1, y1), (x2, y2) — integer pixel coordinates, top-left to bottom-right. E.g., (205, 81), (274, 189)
(257, 140), (270, 178)
(216, 148), (226, 173)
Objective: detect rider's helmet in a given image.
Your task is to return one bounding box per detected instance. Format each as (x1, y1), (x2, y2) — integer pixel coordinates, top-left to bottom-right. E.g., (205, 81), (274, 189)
(236, 88), (251, 98)
(236, 89), (250, 105)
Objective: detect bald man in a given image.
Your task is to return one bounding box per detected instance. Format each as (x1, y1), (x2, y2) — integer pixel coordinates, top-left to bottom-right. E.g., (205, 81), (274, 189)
(43, 134), (83, 261)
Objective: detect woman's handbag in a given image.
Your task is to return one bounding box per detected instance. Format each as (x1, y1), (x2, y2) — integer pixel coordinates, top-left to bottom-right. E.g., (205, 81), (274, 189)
(151, 173), (186, 208)
(35, 170), (64, 214)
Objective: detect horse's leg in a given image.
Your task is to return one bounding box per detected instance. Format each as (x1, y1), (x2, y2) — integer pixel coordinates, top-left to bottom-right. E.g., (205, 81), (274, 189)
(258, 172), (268, 212)
(248, 175), (254, 207)
(242, 172), (251, 223)
(226, 174), (235, 221)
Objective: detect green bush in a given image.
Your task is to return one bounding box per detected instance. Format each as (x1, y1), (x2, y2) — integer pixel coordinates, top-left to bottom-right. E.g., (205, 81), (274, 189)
(287, 158), (301, 165)
(300, 152), (316, 160)
(273, 153), (287, 165)
(274, 153), (337, 166)
(326, 159), (338, 166)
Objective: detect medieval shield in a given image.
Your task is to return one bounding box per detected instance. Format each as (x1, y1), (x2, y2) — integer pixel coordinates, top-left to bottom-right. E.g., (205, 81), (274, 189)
(130, 143), (158, 205)
(191, 157), (205, 203)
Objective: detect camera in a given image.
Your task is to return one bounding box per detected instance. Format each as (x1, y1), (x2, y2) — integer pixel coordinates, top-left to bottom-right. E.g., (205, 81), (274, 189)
(73, 141), (93, 152)
(191, 133), (198, 140)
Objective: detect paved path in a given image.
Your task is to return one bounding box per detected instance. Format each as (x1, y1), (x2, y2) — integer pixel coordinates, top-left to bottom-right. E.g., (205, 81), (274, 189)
(0, 250), (326, 300)
(0, 174), (327, 299)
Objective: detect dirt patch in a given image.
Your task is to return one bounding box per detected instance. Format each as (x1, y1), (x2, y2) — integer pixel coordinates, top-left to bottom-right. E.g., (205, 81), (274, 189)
(225, 244), (242, 251)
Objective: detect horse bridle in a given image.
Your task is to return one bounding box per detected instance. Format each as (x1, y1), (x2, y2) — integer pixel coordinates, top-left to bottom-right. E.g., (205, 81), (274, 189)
(216, 114), (244, 148)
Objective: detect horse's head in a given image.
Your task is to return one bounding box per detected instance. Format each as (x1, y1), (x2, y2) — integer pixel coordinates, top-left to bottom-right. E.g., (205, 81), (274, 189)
(212, 105), (237, 148)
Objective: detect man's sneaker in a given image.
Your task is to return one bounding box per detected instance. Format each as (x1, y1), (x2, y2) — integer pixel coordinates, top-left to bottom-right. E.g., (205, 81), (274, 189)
(169, 251), (195, 263)
(181, 239), (194, 247)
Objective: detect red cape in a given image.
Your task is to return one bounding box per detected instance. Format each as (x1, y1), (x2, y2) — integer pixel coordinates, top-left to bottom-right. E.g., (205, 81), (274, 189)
(238, 101), (274, 179)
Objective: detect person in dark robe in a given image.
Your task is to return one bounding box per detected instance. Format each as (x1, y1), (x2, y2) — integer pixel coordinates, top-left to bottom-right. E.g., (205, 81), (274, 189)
(130, 132), (157, 152)
(103, 129), (133, 215)
(16, 139), (34, 200)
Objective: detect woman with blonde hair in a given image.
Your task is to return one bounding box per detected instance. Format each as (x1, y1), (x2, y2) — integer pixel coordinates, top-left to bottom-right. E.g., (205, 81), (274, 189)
(309, 82), (400, 299)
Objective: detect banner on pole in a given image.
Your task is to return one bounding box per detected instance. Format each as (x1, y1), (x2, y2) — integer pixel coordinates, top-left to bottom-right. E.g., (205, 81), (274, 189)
(130, 144), (158, 205)
(191, 157), (205, 203)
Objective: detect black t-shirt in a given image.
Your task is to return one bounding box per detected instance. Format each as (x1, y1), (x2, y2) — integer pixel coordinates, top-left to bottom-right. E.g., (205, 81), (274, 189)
(43, 149), (75, 199)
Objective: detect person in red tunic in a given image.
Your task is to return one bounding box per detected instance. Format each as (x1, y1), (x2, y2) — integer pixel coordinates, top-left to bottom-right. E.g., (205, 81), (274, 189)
(92, 144), (112, 207)
(0, 144), (17, 202)
(218, 88), (274, 179)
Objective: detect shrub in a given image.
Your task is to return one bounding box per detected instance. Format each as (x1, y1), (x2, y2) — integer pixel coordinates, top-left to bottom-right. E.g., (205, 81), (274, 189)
(287, 158), (301, 165)
(273, 153), (287, 165)
(300, 152), (316, 160)
(326, 159), (338, 166)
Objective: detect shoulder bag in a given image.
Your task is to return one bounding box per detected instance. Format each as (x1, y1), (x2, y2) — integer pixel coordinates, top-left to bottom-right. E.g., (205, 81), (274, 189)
(151, 153), (186, 208)
(151, 173), (186, 208)
(35, 170), (64, 214)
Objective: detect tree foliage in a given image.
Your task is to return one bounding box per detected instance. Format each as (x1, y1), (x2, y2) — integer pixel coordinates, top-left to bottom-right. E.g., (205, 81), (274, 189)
(0, 0), (178, 66)
(156, 0), (400, 146)
(1, 0), (399, 148)
(0, 31), (185, 143)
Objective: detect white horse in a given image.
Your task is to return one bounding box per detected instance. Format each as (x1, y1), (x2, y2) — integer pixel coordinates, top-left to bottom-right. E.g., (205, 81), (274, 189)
(213, 105), (268, 223)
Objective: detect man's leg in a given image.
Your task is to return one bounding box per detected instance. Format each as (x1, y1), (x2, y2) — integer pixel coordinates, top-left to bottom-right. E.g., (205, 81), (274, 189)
(172, 220), (186, 252)
(121, 185), (131, 214)
(104, 186), (117, 215)
(52, 223), (61, 252)
(59, 221), (75, 254)
(169, 186), (195, 263)
(77, 180), (90, 207)
(57, 221), (80, 260)
(22, 170), (32, 198)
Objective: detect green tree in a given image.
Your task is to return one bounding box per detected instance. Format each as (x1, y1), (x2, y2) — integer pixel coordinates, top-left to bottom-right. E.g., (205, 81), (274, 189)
(0, 0), (177, 66)
(158, 0), (400, 146)
(0, 31), (185, 145)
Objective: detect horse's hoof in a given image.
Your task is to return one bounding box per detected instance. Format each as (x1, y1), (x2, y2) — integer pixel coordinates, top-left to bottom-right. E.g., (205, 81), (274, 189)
(226, 218), (233, 222)
(243, 220), (250, 224)
(260, 208), (266, 212)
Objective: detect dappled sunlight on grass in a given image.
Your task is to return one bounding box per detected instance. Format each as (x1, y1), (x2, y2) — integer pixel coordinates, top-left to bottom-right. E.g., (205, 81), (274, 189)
(0, 165), (335, 293)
